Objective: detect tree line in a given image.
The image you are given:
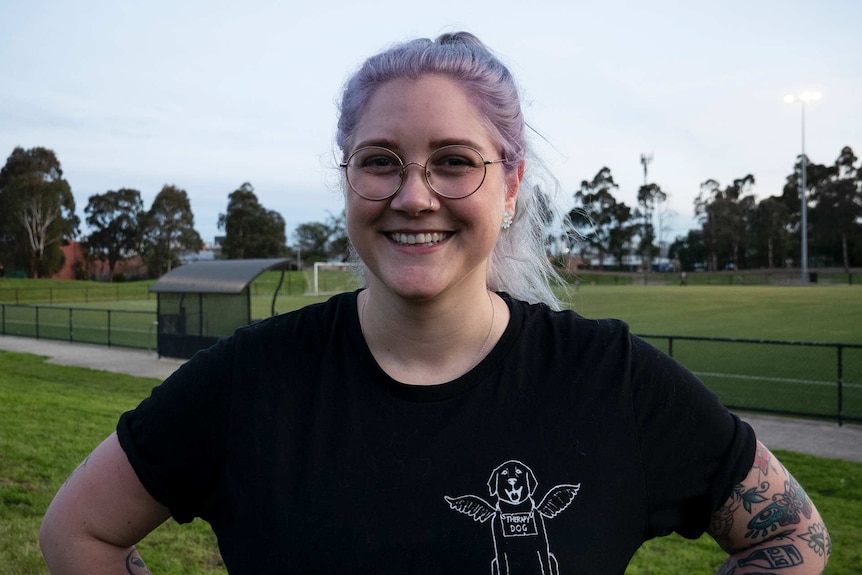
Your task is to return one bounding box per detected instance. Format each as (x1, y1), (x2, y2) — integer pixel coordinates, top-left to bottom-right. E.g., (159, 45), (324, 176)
(563, 146), (862, 272)
(1, 144), (859, 280)
(0, 147), (349, 279)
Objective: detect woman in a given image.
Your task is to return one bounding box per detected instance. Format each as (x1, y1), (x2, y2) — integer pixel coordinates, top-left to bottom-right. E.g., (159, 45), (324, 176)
(41, 32), (829, 574)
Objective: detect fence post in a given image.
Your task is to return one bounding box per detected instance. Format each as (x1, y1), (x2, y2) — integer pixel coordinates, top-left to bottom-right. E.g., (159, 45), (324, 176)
(69, 308), (73, 342)
(107, 309), (112, 348)
(1, 304), (4, 335)
(35, 306), (40, 339)
(837, 346), (845, 427)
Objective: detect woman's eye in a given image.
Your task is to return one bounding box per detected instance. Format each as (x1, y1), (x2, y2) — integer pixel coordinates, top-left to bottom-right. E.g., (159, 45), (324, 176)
(363, 156), (397, 168)
(439, 156), (472, 167)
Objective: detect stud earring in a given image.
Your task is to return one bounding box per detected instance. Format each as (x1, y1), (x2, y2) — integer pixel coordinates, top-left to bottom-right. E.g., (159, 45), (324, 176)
(502, 210), (513, 230)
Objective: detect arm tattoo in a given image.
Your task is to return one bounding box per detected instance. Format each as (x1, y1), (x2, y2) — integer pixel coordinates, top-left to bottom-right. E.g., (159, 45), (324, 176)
(737, 544), (804, 569)
(798, 522), (832, 558)
(125, 549), (152, 575)
(61, 454), (91, 488)
(745, 476), (812, 540)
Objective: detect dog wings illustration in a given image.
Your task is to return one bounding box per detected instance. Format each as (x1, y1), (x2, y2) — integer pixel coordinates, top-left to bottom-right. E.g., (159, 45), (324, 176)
(445, 460), (580, 575)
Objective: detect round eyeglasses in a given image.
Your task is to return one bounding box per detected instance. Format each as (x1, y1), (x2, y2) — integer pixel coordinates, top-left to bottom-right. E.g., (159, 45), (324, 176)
(340, 145), (507, 201)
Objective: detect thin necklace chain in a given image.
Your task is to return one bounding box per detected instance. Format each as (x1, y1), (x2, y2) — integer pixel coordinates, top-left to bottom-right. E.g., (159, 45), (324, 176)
(471, 290), (496, 369)
(360, 290), (496, 373)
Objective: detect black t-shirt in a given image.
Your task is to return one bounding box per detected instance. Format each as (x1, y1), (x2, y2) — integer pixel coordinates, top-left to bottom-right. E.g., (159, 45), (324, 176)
(118, 291), (755, 574)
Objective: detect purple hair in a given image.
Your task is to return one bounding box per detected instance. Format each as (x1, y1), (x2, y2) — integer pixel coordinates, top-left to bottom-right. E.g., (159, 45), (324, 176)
(336, 32), (525, 171)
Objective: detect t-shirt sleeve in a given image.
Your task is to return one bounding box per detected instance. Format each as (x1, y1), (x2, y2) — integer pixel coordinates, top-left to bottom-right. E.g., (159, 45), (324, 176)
(116, 336), (235, 524)
(628, 333), (756, 540)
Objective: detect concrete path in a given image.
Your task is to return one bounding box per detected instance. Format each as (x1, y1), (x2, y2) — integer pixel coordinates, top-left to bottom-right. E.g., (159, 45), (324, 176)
(2, 335), (861, 464)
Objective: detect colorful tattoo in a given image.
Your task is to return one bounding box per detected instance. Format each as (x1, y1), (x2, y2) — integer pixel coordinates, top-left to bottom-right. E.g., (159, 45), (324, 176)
(753, 445), (772, 476)
(746, 477), (812, 539)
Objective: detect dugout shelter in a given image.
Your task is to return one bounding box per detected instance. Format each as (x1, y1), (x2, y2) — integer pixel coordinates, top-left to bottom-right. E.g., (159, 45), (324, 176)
(149, 258), (290, 359)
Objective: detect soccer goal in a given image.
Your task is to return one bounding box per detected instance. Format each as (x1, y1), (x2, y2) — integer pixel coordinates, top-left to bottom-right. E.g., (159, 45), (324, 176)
(310, 262), (358, 295)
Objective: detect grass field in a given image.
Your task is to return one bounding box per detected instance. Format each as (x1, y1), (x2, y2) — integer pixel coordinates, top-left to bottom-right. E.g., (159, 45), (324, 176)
(1, 351), (860, 574)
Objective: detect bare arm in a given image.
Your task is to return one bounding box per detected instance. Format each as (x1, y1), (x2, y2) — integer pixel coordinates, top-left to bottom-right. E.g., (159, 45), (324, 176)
(40, 432), (171, 574)
(707, 440), (830, 574)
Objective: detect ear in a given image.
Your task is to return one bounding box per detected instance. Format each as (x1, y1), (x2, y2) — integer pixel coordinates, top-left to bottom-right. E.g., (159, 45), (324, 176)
(504, 160), (524, 214)
(522, 464), (537, 496)
(487, 465), (502, 496)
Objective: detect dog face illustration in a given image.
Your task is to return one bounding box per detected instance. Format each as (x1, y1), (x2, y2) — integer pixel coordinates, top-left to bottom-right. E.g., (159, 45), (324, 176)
(487, 460), (537, 505)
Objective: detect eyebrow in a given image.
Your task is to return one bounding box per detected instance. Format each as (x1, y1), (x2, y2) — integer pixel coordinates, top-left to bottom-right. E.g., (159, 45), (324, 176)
(352, 137), (490, 154)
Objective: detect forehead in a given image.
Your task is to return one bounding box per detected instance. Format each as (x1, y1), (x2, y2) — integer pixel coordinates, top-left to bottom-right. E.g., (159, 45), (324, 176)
(353, 75), (494, 152)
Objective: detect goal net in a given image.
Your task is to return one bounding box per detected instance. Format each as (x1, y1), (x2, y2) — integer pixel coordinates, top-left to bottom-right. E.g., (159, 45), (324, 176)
(309, 262), (359, 295)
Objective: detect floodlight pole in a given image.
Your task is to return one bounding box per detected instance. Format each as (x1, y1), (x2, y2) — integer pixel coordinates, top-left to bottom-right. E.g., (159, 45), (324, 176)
(785, 91), (820, 284)
(799, 101), (808, 284)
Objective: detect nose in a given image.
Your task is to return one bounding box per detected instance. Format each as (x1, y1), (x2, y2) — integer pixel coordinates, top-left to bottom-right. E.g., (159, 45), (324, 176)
(508, 478), (517, 486)
(389, 162), (437, 216)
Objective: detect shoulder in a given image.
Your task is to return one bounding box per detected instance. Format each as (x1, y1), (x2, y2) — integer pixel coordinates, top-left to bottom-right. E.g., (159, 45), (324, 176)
(504, 294), (632, 351)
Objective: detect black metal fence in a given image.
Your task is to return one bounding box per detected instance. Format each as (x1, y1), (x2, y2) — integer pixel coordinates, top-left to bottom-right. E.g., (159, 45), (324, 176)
(1, 304), (157, 350)
(0, 284), (155, 305)
(1, 302), (859, 425)
(639, 334), (862, 426)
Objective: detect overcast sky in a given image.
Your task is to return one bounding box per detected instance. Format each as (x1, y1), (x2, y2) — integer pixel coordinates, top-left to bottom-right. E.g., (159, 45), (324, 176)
(1, 0), (859, 248)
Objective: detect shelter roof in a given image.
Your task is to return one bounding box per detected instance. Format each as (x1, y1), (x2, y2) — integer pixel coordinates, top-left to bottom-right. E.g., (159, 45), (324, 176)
(149, 258), (291, 294)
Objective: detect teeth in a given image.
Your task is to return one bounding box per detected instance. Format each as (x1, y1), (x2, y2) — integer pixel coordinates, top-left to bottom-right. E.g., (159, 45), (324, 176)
(391, 232), (448, 246)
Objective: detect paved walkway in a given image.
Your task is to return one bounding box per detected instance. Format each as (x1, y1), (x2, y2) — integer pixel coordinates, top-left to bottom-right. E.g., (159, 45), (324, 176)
(2, 335), (861, 464)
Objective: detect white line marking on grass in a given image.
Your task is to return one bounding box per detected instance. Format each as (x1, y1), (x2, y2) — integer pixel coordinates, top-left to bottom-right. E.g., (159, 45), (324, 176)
(694, 371), (862, 389)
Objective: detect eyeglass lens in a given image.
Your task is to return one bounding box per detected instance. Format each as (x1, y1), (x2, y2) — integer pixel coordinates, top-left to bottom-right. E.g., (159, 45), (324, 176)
(345, 145), (488, 200)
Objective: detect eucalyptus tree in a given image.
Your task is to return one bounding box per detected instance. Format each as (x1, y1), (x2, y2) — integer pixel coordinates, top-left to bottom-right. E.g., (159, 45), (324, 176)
(218, 182), (287, 259)
(85, 188), (145, 279)
(0, 147), (78, 277)
(809, 146), (862, 271)
(636, 182), (667, 270)
(566, 167), (634, 269)
(695, 175), (756, 271)
(142, 184), (203, 276)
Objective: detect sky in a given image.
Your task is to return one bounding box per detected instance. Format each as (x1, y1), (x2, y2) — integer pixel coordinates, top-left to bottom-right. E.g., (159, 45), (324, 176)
(1, 0), (860, 249)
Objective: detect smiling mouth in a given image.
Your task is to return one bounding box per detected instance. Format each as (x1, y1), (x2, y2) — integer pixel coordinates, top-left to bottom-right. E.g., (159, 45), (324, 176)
(388, 232), (451, 246)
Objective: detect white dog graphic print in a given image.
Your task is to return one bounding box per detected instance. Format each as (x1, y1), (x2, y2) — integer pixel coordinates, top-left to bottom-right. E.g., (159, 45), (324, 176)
(444, 460), (580, 575)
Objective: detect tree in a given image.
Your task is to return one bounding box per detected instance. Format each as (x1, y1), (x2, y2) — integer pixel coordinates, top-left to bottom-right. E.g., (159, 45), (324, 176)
(636, 182), (667, 270)
(142, 185), (203, 276)
(0, 147), (78, 277)
(85, 188), (145, 279)
(217, 183), (287, 259)
(669, 230), (707, 271)
(326, 211), (350, 262)
(749, 196), (791, 269)
(809, 147), (862, 271)
(695, 175), (755, 270)
(566, 168), (634, 269)
(294, 222), (334, 264)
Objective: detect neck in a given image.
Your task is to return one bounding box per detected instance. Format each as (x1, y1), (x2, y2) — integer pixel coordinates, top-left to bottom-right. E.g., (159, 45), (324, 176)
(358, 286), (505, 385)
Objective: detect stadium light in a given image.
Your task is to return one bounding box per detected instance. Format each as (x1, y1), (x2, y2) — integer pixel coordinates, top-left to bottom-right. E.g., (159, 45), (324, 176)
(784, 91), (821, 283)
